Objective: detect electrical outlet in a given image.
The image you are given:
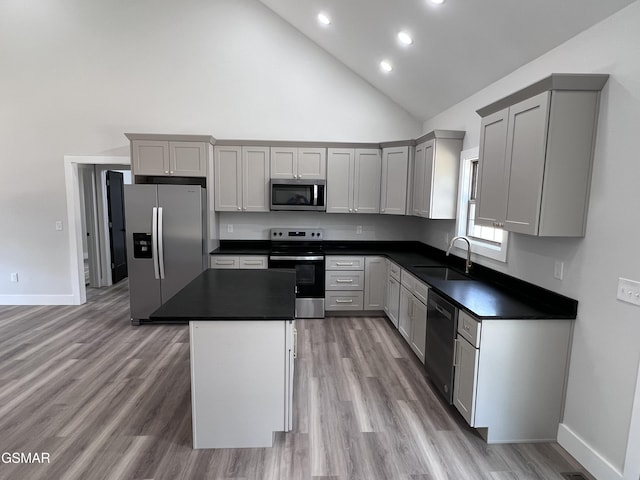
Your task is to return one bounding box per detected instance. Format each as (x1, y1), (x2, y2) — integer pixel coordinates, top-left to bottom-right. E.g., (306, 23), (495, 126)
(227, 224), (233, 233)
(10, 273), (18, 283)
(356, 225), (362, 234)
(617, 277), (640, 306)
(554, 261), (564, 280)
(55, 220), (63, 231)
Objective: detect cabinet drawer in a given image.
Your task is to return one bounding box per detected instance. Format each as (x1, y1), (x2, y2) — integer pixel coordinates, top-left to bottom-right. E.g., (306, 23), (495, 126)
(400, 269), (415, 289)
(413, 280), (429, 305)
(325, 271), (364, 290)
(239, 256), (268, 269)
(210, 255), (239, 269)
(458, 310), (481, 348)
(326, 256), (365, 270)
(388, 261), (401, 281)
(325, 291), (364, 311)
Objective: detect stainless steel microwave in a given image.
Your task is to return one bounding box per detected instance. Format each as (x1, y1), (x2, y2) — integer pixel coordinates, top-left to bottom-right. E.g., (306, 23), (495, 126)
(270, 179), (326, 211)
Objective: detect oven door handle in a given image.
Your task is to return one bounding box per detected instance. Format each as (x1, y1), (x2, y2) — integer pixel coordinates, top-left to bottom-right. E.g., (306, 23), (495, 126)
(269, 255), (324, 261)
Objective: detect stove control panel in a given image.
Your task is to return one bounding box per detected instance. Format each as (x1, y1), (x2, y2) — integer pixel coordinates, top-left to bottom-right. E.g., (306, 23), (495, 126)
(270, 228), (324, 241)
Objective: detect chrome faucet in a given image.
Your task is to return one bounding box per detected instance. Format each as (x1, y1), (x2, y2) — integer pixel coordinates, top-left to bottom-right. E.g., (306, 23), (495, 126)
(447, 236), (472, 274)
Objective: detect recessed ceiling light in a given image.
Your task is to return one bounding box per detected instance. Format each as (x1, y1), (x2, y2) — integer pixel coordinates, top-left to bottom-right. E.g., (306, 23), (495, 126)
(397, 31), (413, 45)
(380, 60), (393, 73)
(317, 13), (331, 25)
(430, 0), (445, 4)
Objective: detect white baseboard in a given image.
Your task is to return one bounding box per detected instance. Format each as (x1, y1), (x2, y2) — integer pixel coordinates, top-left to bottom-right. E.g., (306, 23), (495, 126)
(558, 423), (624, 480)
(0, 294), (79, 306)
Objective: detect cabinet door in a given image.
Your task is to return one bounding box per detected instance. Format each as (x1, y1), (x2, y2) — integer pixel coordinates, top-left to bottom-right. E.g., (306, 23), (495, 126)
(297, 148), (327, 179)
(242, 147), (270, 212)
(326, 149), (354, 213)
(476, 109), (510, 227)
(386, 276), (400, 329)
(170, 141), (207, 177)
(410, 297), (427, 364)
(453, 336), (479, 426)
(132, 140), (170, 176)
(421, 140), (435, 217)
(503, 91), (551, 235)
(270, 147), (297, 179)
(364, 256), (386, 310)
(353, 149), (381, 214)
(380, 146), (409, 215)
(398, 286), (412, 341)
(412, 143), (425, 216)
(214, 146), (242, 212)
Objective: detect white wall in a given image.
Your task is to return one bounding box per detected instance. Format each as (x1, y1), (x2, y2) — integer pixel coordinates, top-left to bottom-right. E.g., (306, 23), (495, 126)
(421, 2), (640, 477)
(0, 0), (419, 303)
(219, 212), (428, 240)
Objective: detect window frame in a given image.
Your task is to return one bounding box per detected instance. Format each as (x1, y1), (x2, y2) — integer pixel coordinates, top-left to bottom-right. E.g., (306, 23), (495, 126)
(454, 147), (509, 263)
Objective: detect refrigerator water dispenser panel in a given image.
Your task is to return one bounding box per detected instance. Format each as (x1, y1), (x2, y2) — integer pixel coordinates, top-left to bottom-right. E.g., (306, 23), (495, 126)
(133, 233), (153, 258)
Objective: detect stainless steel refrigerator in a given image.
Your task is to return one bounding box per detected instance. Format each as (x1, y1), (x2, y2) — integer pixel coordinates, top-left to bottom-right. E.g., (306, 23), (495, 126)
(124, 184), (207, 324)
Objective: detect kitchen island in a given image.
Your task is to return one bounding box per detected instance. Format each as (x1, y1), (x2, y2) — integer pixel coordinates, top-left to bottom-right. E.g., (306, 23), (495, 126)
(151, 269), (296, 449)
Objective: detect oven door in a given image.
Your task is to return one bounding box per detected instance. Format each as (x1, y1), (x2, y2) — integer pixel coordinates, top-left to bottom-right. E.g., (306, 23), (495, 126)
(268, 255), (325, 318)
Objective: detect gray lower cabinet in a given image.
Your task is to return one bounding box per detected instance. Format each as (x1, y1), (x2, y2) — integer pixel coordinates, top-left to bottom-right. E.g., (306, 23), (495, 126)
(214, 146), (269, 212)
(210, 255), (268, 269)
(326, 148), (381, 214)
(364, 256), (386, 309)
(325, 255), (386, 312)
(397, 269), (428, 363)
(127, 135), (212, 178)
(411, 131), (464, 219)
(380, 146), (409, 215)
(453, 310), (573, 443)
(384, 261), (401, 328)
(475, 74), (608, 236)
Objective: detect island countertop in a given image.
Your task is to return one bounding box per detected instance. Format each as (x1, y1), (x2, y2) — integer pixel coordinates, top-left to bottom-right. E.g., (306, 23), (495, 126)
(150, 269), (296, 321)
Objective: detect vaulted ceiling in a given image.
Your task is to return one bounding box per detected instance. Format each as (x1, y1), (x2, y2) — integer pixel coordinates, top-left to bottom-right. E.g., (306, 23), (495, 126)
(259, 0), (636, 120)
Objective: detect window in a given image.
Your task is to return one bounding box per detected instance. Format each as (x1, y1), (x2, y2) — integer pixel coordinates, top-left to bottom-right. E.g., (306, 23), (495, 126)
(455, 147), (508, 262)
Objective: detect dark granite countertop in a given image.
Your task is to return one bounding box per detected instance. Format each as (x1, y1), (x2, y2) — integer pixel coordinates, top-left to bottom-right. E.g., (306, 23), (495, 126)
(150, 269), (295, 321)
(210, 240), (577, 320)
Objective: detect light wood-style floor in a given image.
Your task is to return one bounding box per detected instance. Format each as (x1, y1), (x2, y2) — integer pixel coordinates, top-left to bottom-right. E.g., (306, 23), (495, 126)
(0, 281), (592, 480)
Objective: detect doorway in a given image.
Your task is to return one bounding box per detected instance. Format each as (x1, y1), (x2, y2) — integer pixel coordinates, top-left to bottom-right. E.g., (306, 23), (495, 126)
(64, 155), (130, 305)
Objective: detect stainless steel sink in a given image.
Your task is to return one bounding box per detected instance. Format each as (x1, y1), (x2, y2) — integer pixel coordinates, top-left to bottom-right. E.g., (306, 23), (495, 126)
(411, 266), (471, 281)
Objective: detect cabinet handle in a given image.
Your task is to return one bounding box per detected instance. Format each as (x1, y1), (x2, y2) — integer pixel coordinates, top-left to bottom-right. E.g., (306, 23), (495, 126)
(349, 208), (353, 212)
(336, 279), (354, 283)
(164, 170), (169, 174)
(453, 339), (460, 367)
(215, 260), (235, 265)
(336, 262), (354, 266)
(169, 170), (174, 174)
(293, 327), (298, 359)
(237, 207), (241, 210)
(381, 208), (385, 212)
(242, 261), (263, 265)
(336, 299), (354, 303)
(354, 208), (358, 212)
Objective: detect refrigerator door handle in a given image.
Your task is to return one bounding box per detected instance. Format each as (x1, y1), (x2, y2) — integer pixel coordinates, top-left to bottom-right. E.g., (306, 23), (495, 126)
(158, 207), (166, 279)
(152, 207), (160, 280)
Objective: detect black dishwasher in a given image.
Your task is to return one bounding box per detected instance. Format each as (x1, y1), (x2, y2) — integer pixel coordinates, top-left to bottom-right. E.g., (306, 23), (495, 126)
(425, 292), (458, 404)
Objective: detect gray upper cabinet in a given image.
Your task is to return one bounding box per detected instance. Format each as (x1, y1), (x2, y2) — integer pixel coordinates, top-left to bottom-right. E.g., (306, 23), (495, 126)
(327, 148), (381, 214)
(270, 147), (326, 179)
(411, 131), (464, 219)
(475, 73), (609, 236)
(380, 146), (409, 215)
(127, 134), (213, 178)
(214, 146), (269, 212)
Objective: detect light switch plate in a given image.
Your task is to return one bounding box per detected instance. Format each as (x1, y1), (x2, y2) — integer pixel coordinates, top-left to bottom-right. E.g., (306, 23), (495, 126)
(55, 220), (63, 231)
(617, 277), (640, 306)
(554, 261), (564, 280)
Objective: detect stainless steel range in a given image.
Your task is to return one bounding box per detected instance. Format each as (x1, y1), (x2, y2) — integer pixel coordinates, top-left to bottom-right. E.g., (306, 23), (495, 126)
(268, 228), (325, 318)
